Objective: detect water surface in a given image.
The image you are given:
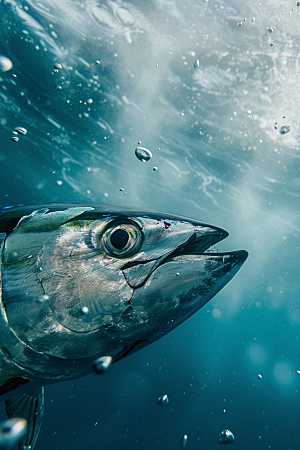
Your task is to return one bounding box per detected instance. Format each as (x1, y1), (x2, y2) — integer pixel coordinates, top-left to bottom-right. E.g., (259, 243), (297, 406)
(0, 1), (299, 449)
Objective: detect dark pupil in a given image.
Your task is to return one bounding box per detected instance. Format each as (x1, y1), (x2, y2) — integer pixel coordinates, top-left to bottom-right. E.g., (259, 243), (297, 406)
(110, 229), (129, 250)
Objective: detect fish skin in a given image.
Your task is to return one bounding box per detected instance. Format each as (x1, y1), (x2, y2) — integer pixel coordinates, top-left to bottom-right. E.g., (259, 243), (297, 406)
(0, 204), (248, 449)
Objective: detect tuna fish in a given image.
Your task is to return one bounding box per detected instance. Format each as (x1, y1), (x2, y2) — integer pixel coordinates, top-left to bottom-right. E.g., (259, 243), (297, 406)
(0, 204), (248, 449)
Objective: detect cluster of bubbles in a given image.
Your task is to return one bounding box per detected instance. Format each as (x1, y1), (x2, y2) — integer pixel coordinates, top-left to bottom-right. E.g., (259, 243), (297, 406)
(156, 395), (189, 447)
(155, 394), (234, 447)
(90, 355), (237, 448)
(274, 117), (290, 134)
(10, 126), (27, 143)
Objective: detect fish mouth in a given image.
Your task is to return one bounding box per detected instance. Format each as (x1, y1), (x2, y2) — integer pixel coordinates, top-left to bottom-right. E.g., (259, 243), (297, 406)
(119, 231), (248, 341)
(122, 225), (247, 289)
(162, 229), (248, 266)
(163, 226), (228, 259)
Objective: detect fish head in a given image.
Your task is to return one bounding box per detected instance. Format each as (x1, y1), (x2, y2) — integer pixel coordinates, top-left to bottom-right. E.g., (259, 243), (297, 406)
(0, 205), (247, 372)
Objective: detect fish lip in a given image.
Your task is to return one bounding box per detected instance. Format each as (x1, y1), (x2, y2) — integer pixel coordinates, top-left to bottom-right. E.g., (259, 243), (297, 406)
(165, 226), (229, 260)
(160, 236), (248, 268)
(165, 248), (249, 264)
(150, 231), (248, 283)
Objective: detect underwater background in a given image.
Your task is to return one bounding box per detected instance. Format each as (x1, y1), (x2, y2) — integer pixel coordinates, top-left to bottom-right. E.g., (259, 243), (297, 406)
(0, 0), (299, 449)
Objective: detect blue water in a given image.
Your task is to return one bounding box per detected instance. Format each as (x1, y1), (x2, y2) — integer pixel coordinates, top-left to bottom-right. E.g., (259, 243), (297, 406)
(0, 0), (299, 449)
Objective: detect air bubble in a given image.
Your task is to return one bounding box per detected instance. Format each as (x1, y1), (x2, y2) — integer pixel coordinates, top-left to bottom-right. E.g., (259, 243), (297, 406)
(53, 63), (62, 71)
(217, 430), (235, 445)
(153, 167), (158, 171)
(280, 125), (290, 134)
(258, 373), (262, 379)
(14, 126), (27, 135)
(10, 136), (19, 142)
(157, 394), (169, 406)
(135, 147), (152, 162)
(93, 356), (112, 374)
(81, 306), (89, 315)
(193, 59), (200, 68)
(0, 418), (27, 445)
(56, 180), (63, 185)
(0, 55), (13, 72)
(180, 435), (188, 448)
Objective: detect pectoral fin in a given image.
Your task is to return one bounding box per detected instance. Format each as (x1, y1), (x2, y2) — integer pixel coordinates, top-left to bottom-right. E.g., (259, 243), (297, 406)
(5, 387), (44, 450)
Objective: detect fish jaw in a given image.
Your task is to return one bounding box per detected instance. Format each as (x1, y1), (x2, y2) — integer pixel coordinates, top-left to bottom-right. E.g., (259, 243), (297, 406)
(117, 249), (248, 340)
(121, 222), (229, 288)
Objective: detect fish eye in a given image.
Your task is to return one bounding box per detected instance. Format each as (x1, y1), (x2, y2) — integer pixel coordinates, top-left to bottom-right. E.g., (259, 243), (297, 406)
(101, 222), (142, 257)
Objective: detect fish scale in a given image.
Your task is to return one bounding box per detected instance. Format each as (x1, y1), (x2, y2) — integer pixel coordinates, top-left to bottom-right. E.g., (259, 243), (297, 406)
(0, 204), (247, 450)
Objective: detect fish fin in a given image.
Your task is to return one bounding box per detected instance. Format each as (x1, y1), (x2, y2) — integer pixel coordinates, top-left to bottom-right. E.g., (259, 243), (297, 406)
(13, 207), (94, 233)
(0, 377), (30, 397)
(5, 387), (44, 450)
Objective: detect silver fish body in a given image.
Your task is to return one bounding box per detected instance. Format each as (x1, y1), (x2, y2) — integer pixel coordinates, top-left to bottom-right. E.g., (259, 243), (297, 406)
(0, 204), (248, 449)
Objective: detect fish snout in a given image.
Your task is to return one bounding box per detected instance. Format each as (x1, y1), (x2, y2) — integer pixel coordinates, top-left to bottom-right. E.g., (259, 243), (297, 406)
(119, 249), (248, 340)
